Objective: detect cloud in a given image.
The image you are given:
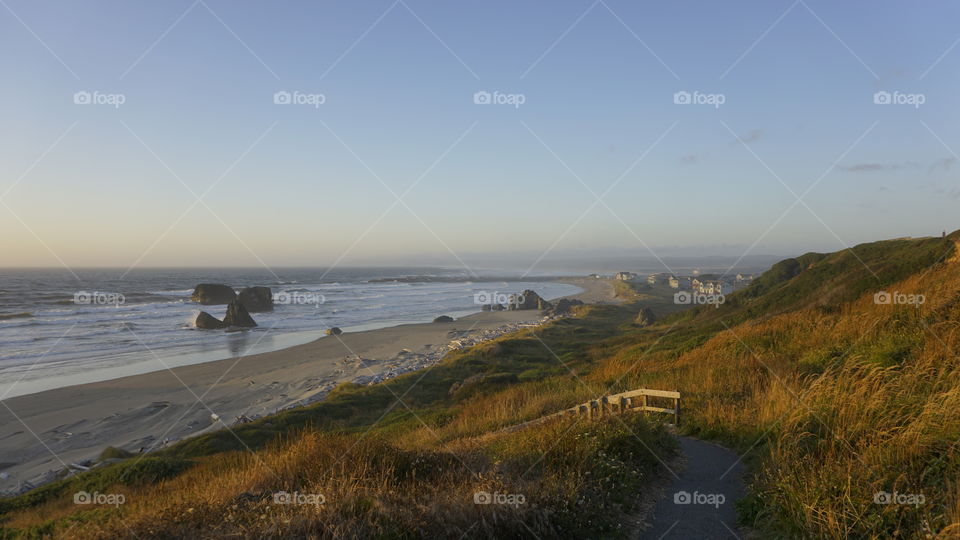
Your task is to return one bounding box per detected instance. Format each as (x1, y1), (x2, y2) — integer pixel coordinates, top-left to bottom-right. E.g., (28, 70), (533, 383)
(732, 130), (762, 145)
(928, 157), (957, 174)
(837, 161), (919, 173)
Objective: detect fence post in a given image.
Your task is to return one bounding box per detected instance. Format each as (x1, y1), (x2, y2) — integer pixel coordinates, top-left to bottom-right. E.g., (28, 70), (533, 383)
(641, 392), (648, 413)
(674, 395), (681, 426)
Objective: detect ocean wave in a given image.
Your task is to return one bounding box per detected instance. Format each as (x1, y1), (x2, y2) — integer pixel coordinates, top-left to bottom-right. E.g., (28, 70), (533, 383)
(0, 312), (31, 321)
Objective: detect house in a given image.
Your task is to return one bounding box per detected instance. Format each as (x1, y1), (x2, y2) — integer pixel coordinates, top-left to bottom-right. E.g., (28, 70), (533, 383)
(668, 276), (680, 289)
(615, 272), (635, 281)
(695, 280), (730, 295)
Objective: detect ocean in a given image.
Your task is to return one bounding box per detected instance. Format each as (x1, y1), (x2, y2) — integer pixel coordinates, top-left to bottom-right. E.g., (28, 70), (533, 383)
(0, 267), (581, 399)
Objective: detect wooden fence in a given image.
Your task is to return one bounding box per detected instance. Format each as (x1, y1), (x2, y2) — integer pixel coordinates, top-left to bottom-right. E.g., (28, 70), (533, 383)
(499, 388), (681, 433)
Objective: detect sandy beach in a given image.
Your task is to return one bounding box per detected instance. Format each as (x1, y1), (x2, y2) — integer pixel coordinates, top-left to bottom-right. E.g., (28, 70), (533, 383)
(0, 278), (617, 494)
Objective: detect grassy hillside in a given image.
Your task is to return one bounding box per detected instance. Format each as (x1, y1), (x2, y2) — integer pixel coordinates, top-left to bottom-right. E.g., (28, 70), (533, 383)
(3, 233), (960, 538)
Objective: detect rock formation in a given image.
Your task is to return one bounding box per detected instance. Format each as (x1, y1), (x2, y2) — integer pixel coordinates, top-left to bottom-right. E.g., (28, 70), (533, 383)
(237, 286), (273, 312)
(433, 315), (454, 323)
(636, 307), (656, 327)
(222, 301), (257, 328)
(326, 327), (342, 336)
(191, 284), (237, 305)
(195, 311), (226, 329)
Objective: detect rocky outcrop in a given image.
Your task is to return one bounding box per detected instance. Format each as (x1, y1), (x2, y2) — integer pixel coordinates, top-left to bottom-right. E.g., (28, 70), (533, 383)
(237, 286), (273, 312)
(636, 307), (656, 327)
(491, 304), (505, 311)
(325, 327), (342, 336)
(222, 301), (257, 328)
(512, 290), (552, 311)
(191, 284), (236, 305)
(547, 298), (584, 316)
(433, 315), (454, 323)
(195, 311), (226, 329)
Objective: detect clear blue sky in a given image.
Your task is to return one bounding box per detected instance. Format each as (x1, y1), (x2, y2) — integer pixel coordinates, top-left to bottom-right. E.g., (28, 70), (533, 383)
(1, 0), (958, 269)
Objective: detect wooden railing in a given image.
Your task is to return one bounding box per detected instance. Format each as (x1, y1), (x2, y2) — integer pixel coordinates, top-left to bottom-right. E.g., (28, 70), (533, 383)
(499, 388), (681, 433)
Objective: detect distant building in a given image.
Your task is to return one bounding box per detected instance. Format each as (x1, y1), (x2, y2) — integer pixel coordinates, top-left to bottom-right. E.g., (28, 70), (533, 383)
(615, 272), (635, 281)
(695, 280), (730, 295)
(668, 276), (680, 288)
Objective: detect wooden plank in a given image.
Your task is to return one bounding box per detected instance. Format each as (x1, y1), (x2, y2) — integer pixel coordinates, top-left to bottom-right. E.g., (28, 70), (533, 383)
(640, 389), (681, 399)
(639, 405), (677, 414)
(610, 388), (681, 400)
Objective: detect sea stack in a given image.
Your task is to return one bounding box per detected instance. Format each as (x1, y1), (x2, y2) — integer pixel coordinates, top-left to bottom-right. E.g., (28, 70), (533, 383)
(237, 286), (273, 312)
(222, 301), (257, 328)
(191, 284), (237, 305)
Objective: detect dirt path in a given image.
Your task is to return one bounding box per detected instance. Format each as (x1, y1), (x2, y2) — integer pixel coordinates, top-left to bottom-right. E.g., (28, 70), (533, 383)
(640, 436), (746, 539)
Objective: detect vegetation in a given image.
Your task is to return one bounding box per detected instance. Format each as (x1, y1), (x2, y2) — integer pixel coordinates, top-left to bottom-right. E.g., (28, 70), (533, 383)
(3, 232), (960, 538)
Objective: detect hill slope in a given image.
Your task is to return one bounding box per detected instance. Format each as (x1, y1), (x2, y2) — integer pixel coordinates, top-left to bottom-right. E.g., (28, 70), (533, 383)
(2, 232), (959, 538)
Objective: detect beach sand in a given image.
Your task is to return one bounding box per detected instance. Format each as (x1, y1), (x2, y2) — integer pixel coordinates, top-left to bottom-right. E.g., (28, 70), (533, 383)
(0, 278), (617, 494)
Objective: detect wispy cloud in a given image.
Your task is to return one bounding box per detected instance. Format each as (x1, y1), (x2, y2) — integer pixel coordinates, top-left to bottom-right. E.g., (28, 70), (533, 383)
(732, 129), (762, 145)
(837, 161), (919, 173)
(928, 157), (957, 174)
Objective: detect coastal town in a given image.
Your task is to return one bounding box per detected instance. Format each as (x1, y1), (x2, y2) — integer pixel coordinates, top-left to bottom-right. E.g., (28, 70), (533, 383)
(608, 270), (756, 295)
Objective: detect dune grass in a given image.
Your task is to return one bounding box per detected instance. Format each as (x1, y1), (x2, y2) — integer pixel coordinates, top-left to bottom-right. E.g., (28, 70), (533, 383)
(4, 234), (960, 538)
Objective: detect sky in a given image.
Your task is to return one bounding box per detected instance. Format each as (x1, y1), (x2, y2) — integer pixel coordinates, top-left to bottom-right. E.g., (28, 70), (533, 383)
(1, 0), (959, 272)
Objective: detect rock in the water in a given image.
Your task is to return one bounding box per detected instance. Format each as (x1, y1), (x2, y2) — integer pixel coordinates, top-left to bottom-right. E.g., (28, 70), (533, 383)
(237, 286), (273, 312)
(222, 301), (257, 328)
(636, 307), (656, 327)
(195, 311), (226, 329)
(433, 315), (454, 323)
(325, 327), (342, 336)
(513, 290), (552, 311)
(191, 284), (236, 305)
